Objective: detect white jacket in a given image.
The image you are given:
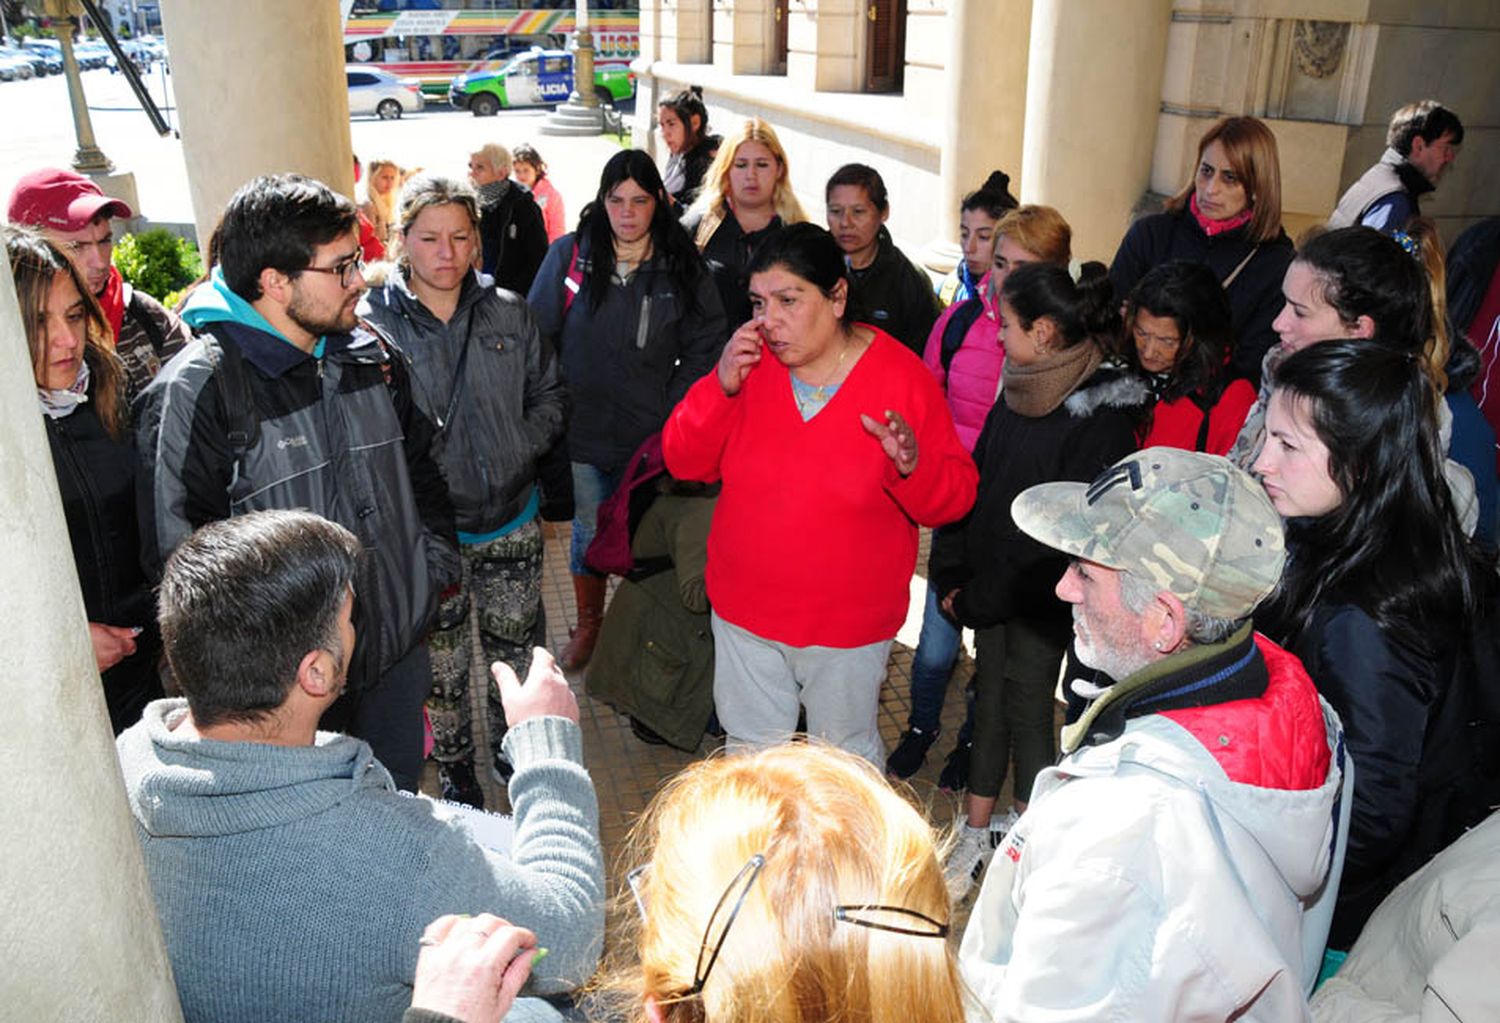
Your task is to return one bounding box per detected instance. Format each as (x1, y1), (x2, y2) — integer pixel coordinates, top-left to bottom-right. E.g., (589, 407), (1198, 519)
(1310, 811), (1500, 1023)
(960, 706), (1344, 1022)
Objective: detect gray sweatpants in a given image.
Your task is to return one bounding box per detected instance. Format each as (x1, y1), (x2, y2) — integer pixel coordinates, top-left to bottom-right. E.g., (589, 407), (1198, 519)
(710, 611), (893, 766)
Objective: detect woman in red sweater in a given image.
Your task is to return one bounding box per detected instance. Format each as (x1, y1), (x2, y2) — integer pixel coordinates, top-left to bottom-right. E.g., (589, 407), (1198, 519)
(663, 224), (977, 765)
(1118, 260), (1256, 455)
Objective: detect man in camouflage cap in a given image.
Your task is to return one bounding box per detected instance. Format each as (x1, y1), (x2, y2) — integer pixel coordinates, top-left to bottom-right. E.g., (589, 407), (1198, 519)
(958, 448), (1350, 1022)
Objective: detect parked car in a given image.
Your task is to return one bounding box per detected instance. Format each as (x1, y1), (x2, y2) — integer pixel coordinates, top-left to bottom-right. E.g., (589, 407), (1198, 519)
(73, 41), (111, 70)
(449, 48), (634, 116)
(0, 45), (51, 76)
(346, 64), (424, 119)
(0, 55), (24, 81)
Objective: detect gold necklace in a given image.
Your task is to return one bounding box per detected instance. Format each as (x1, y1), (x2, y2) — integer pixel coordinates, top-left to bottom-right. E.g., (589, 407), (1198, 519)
(792, 341), (852, 417)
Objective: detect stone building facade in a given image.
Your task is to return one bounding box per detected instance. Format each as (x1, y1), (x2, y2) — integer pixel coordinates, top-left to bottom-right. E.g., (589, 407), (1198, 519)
(631, 0), (1499, 267)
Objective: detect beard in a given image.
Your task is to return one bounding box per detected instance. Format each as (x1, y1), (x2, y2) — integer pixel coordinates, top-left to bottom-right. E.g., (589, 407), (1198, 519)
(286, 287), (358, 338)
(1072, 608), (1154, 683)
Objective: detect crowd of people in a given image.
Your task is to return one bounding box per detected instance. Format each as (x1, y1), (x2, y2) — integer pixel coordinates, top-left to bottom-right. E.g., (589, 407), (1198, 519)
(8, 91), (1500, 1022)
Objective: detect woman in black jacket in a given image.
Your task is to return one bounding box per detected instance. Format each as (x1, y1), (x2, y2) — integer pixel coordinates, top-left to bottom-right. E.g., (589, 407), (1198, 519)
(931, 261), (1144, 898)
(826, 162), (943, 356)
(6, 227), (161, 733)
(527, 150), (726, 670)
(1254, 339), (1497, 950)
(1109, 116), (1293, 387)
(657, 85), (720, 213)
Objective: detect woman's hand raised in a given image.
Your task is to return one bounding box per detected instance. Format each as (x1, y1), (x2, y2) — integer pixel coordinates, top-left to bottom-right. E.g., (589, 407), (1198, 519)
(718, 322), (764, 396)
(861, 409), (919, 477)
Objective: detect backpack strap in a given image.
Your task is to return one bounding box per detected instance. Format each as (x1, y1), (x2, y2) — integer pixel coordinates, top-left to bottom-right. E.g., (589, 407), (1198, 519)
(125, 285), (169, 358)
(940, 298), (985, 374)
(561, 240), (583, 316)
(201, 325), (259, 507)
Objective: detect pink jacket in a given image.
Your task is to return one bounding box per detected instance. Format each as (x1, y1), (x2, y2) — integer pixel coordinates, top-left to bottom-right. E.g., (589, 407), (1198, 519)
(531, 176), (567, 243)
(922, 271), (1004, 452)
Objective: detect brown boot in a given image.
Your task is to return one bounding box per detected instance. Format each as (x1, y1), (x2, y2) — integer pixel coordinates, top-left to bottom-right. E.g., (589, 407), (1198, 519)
(560, 572), (607, 671)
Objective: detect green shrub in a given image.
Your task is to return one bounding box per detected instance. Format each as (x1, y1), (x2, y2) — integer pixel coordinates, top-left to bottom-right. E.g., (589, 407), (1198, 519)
(113, 229), (203, 302)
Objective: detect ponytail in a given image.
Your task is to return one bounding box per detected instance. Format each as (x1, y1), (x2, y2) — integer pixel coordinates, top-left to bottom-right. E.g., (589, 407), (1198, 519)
(1398, 216), (1450, 395)
(1002, 261), (1119, 351)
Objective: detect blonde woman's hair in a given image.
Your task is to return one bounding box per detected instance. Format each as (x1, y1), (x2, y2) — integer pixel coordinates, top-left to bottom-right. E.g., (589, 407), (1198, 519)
(1403, 215), (1451, 395)
(690, 118), (811, 250)
(603, 744), (965, 1023)
(1164, 115), (1284, 245)
(993, 204), (1073, 266)
(362, 157), (402, 241)
(394, 173), (480, 271)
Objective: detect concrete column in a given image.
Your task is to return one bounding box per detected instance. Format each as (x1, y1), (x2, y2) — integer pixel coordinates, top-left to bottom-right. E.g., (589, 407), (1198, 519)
(1020, 0), (1171, 261)
(920, 0), (1031, 273)
(0, 245), (182, 1016)
(159, 0), (354, 247)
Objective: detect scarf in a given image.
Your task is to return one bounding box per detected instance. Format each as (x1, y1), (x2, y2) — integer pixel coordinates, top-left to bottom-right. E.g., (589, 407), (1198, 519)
(476, 179), (510, 207)
(1190, 193), (1254, 238)
(613, 235), (653, 282)
(38, 357), (91, 420)
(1002, 340), (1103, 418)
(98, 266), (126, 345)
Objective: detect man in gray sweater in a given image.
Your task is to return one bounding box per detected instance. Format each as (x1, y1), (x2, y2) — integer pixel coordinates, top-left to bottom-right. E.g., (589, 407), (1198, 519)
(116, 510), (605, 1023)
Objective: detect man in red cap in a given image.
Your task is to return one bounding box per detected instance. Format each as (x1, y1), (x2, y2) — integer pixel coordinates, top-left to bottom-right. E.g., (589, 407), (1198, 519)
(7, 167), (189, 394)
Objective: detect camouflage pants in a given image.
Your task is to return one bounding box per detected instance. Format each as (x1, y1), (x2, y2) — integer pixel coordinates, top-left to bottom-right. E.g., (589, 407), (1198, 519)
(427, 519), (544, 764)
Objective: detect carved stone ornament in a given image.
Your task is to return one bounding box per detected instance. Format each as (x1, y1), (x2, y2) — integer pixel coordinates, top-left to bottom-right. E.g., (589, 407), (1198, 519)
(1292, 20), (1348, 79)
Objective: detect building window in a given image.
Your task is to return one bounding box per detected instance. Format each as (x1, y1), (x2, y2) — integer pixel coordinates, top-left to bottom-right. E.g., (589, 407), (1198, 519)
(864, 0), (906, 93)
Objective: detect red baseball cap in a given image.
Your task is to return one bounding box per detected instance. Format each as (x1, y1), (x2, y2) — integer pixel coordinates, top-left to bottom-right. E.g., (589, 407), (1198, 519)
(7, 168), (134, 232)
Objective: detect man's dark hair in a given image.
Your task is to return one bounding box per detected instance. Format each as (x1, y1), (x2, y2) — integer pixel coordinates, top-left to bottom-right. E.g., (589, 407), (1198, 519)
(158, 510), (360, 728)
(217, 174), (358, 301)
(1387, 100), (1464, 157)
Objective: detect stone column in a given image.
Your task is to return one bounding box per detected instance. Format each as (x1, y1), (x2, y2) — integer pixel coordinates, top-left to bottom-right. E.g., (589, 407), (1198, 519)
(1020, 0), (1172, 261)
(158, 0), (354, 247)
(919, 0), (1031, 273)
(0, 245), (183, 1018)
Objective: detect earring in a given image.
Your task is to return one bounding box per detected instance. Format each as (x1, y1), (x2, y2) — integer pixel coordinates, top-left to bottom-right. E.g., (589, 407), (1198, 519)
(1153, 640), (1164, 651)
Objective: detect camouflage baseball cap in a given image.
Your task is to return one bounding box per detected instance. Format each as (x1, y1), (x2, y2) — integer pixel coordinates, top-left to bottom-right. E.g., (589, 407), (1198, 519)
(1011, 447), (1285, 620)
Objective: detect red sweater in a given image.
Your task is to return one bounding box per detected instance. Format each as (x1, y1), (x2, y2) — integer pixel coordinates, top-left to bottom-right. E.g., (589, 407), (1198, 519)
(664, 329), (977, 647)
(1141, 379), (1257, 457)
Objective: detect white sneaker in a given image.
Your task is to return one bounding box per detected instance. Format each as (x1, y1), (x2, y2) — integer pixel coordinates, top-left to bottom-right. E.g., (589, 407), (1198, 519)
(944, 824), (993, 902)
(988, 807), (1020, 839)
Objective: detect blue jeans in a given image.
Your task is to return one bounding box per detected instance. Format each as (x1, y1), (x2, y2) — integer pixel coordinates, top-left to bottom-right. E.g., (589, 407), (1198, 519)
(569, 461), (625, 575)
(908, 581), (963, 733)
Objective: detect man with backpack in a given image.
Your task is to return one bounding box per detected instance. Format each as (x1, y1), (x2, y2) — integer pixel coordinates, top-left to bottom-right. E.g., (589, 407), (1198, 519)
(135, 173), (460, 792)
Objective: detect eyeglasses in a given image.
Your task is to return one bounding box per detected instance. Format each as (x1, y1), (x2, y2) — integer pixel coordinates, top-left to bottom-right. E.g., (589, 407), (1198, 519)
(300, 253), (365, 289)
(627, 854), (948, 997)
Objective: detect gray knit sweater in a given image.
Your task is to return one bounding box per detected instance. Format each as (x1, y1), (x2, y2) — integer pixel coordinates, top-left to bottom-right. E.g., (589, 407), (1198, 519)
(117, 700), (605, 1023)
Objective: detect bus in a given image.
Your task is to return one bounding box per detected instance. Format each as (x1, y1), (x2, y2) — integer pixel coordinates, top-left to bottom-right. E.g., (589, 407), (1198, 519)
(342, 7), (640, 100)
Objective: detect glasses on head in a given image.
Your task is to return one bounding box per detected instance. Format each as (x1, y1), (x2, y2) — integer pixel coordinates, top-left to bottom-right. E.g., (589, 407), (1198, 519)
(300, 253), (365, 289)
(627, 853), (949, 997)
(629, 853), (765, 996)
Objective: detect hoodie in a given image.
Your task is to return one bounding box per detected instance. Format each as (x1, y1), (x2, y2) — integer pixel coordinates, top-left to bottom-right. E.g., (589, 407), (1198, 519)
(117, 699), (605, 1023)
(959, 628), (1346, 1022)
(136, 269), (459, 686)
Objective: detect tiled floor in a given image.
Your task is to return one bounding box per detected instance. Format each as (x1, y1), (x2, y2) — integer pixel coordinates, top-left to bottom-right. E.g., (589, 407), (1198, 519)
(420, 521), (996, 911)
